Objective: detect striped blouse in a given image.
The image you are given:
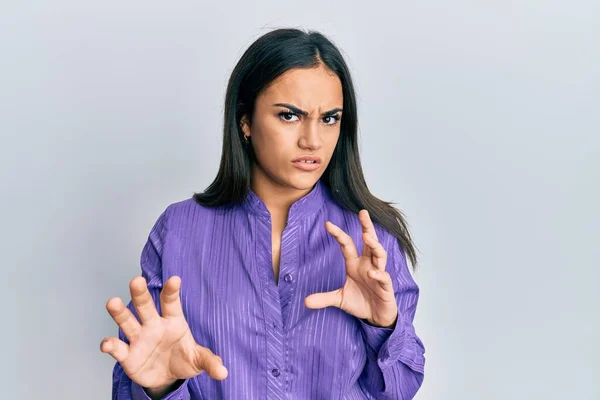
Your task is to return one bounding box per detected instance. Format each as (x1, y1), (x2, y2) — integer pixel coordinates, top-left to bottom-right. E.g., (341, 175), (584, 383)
(112, 179), (425, 399)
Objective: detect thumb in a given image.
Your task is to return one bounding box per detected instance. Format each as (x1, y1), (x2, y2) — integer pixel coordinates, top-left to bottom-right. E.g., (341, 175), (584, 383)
(194, 345), (229, 381)
(304, 289), (342, 310)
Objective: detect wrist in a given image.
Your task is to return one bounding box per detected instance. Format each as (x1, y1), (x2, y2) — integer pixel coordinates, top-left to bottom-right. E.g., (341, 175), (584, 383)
(144, 379), (184, 399)
(365, 314), (398, 329)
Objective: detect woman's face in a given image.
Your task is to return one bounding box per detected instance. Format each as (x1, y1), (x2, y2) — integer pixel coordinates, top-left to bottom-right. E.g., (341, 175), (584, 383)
(241, 64), (343, 194)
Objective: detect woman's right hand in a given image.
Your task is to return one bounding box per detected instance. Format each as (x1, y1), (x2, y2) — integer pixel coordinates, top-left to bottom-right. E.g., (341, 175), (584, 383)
(100, 275), (228, 392)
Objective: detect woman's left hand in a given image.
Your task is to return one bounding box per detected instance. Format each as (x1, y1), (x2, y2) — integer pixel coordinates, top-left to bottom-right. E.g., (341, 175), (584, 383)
(304, 210), (398, 329)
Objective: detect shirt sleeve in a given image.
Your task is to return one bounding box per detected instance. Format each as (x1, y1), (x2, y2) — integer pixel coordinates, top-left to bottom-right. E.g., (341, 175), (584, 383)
(112, 207), (191, 400)
(357, 236), (426, 400)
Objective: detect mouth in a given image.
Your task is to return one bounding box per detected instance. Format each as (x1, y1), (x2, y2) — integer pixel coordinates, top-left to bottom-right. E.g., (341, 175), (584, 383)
(292, 156), (322, 163)
(292, 156), (322, 171)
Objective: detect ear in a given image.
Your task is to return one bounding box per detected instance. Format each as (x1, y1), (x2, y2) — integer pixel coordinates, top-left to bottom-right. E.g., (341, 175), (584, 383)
(240, 115), (251, 138)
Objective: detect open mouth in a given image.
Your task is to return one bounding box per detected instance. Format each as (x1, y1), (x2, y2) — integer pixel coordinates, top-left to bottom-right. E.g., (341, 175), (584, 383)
(292, 158), (321, 171)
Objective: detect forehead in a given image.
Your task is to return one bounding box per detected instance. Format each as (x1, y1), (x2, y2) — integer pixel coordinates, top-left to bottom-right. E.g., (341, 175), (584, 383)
(259, 65), (343, 106)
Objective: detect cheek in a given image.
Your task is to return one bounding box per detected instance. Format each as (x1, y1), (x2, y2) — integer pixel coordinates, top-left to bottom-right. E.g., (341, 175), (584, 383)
(325, 131), (341, 155)
(331, 131), (341, 145)
(252, 127), (295, 165)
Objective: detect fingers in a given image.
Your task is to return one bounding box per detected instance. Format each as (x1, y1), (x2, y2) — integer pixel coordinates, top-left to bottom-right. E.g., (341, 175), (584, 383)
(105, 297), (142, 343)
(160, 276), (184, 319)
(195, 346), (229, 380)
(359, 209), (378, 241)
(367, 269), (394, 292)
(362, 231), (388, 271)
(359, 209), (377, 257)
(130, 276), (160, 324)
(327, 211), (378, 261)
(325, 221), (358, 262)
(100, 336), (129, 363)
(304, 288), (343, 310)
(105, 276), (180, 345)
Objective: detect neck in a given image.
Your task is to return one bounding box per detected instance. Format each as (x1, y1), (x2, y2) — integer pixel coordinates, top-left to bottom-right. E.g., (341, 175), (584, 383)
(250, 164), (315, 217)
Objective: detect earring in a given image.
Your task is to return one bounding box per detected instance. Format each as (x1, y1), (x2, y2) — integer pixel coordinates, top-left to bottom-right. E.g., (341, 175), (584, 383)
(243, 135), (249, 145)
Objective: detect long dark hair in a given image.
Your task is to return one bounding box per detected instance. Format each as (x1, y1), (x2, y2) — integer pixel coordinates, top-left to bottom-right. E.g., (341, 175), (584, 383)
(193, 28), (419, 270)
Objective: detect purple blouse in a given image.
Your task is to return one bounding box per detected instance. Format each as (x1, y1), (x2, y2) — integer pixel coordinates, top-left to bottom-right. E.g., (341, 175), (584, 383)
(112, 179), (425, 399)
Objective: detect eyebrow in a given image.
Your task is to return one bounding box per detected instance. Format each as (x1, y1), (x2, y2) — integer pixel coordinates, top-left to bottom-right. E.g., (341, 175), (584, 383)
(272, 103), (343, 117)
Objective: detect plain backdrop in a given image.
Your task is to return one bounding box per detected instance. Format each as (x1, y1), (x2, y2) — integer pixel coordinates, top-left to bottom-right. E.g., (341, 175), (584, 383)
(1, 1), (598, 399)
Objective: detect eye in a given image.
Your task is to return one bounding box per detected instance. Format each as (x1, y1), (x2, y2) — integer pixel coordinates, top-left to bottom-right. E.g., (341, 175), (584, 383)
(279, 112), (299, 123)
(323, 115), (341, 126)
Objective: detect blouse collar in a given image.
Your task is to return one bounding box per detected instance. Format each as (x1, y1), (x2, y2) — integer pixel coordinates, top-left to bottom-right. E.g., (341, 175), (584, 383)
(242, 179), (326, 224)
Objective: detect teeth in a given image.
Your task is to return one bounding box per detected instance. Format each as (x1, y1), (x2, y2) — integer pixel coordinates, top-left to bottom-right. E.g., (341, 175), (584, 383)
(299, 160), (315, 163)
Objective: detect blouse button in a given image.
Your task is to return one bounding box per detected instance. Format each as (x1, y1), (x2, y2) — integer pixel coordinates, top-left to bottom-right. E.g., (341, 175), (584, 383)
(283, 273), (293, 282)
(271, 368), (281, 377)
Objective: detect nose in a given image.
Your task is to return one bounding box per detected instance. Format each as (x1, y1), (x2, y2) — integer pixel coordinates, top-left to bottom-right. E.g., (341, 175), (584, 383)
(298, 120), (323, 151)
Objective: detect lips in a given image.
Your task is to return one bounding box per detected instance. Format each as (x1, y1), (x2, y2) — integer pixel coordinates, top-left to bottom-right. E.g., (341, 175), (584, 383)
(292, 156), (322, 171)
(292, 156), (322, 164)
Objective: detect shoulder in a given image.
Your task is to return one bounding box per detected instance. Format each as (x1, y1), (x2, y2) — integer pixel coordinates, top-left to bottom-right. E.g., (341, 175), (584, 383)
(146, 196), (219, 245)
(160, 196), (217, 226)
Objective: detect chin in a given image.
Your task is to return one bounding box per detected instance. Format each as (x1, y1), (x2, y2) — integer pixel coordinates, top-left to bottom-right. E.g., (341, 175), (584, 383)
(285, 173), (322, 190)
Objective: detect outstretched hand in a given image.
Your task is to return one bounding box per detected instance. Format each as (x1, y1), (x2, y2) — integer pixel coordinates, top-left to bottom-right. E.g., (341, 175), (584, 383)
(100, 276), (228, 393)
(304, 210), (398, 328)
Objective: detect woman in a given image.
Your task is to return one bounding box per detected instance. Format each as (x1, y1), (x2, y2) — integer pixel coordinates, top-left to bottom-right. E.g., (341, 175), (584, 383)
(101, 27), (426, 399)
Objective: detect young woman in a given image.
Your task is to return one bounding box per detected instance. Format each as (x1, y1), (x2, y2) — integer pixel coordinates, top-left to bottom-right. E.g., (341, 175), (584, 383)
(101, 27), (426, 400)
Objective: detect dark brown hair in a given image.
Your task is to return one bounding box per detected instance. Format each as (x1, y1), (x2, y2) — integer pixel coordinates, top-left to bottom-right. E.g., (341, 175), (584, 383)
(193, 28), (419, 270)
